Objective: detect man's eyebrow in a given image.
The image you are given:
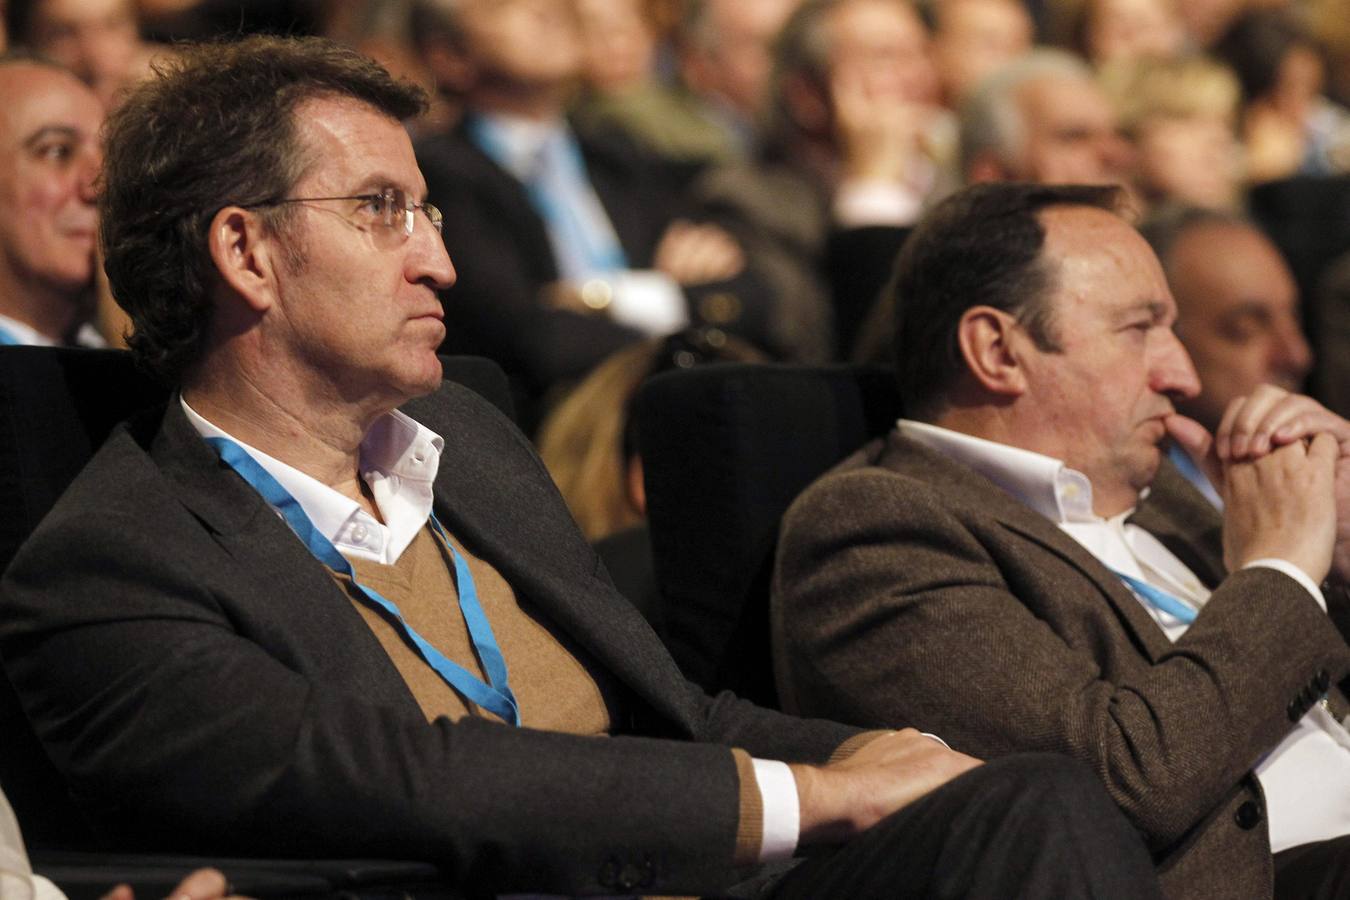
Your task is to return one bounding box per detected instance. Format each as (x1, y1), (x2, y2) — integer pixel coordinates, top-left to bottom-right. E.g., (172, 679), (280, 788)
(21, 125), (81, 151)
(1112, 300), (1170, 323)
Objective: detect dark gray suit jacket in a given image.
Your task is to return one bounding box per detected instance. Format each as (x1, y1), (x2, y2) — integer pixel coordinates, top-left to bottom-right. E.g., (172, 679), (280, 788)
(0, 381), (859, 897)
(772, 431), (1350, 900)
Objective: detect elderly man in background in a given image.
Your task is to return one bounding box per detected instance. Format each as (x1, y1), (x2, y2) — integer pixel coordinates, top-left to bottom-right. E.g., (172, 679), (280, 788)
(0, 54), (102, 347)
(960, 49), (1134, 186)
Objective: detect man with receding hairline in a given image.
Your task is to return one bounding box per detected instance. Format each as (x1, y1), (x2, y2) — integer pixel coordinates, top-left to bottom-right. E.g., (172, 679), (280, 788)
(776, 181), (1350, 898)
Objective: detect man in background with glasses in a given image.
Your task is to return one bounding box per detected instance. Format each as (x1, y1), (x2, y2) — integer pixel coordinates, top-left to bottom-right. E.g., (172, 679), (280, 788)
(0, 34), (1162, 899)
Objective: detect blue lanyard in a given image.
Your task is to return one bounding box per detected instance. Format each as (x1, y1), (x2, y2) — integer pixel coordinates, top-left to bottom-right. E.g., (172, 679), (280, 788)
(1114, 570), (1198, 625)
(0, 326), (21, 346)
(206, 437), (521, 725)
(468, 117), (628, 275)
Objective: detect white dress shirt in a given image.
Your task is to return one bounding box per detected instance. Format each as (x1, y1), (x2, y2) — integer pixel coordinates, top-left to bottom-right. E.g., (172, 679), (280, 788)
(899, 419), (1350, 853)
(183, 399), (799, 860)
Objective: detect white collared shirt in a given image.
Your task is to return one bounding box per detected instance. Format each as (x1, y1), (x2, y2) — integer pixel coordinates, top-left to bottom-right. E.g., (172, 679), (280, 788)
(183, 398), (442, 564)
(1, 787), (66, 900)
(899, 418), (1350, 852)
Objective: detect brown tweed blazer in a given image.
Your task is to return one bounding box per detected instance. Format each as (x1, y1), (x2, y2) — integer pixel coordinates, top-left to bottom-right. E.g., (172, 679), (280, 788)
(772, 430), (1350, 900)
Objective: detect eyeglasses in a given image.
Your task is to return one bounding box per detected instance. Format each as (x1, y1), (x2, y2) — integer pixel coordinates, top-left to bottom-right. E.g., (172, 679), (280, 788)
(243, 187), (442, 248)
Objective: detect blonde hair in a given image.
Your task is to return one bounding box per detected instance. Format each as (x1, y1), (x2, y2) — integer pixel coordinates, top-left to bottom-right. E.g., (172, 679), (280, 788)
(538, 332), (765, 541)
(1099, 55), (1240, 132)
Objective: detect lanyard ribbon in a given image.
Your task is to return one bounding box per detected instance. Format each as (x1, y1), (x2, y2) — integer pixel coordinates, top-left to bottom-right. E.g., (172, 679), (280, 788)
(0, 327), (21, 346)
(207, 437), (521, 726)
(1115, 570), (1198, 624)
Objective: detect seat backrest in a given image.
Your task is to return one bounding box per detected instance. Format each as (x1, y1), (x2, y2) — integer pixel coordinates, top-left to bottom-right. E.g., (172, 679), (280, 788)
(0, 346), (513, 849)
(635, 363), (901, 708)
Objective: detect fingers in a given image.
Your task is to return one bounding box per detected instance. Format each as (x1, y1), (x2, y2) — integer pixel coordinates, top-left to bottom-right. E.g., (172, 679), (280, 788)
(99, 886), (134, 900)
(1217, 385), (1350, 461)
(653, 220), (744, 286)
(166, 868), (233, 900)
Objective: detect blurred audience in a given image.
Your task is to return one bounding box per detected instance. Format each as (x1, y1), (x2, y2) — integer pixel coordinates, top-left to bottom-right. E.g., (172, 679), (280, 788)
(4, 0), (154, 109)
(928, 0), (1034, 107)
(1101, 54), (1243, 209)
(413, 0), (794, 426)
(961, 48), (1133, 186)
(570, 0), (734, 165)
(699, 0), (947, 357)
(1140, 205), (1313, 504)
(1059, 0), (1185, 67)
(1214, 9), (1350, 181)
(0, 55), (103, 348)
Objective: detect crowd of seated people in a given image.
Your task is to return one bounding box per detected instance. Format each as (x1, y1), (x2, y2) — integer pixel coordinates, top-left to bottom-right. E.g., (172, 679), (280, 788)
(2, 0), (1350, 897)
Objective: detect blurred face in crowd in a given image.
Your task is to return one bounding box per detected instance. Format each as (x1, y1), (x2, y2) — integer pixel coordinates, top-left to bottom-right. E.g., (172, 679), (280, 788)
(454, 0), (583, 93)
(1019, 205), (1199, 513)
(931, 0), (1032, 104)
(681, 0), (799, 117)
(1132, 114), (1239, 209)
(23, 0), (139, 109)
(827, 0), (938, 107)
(1012, 74), (1132, 184)
(1084, 0), (1184, 66)
(1168, 221), (1312, 432)
(0, 63), (102, 325)
(576, 0), (655, 93)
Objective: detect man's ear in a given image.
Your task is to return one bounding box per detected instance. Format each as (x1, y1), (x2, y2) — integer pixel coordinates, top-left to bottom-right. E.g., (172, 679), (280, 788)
(781, 72), (830, 135)
(207, 206), (278, 314)
(956, 305), (1028, 398)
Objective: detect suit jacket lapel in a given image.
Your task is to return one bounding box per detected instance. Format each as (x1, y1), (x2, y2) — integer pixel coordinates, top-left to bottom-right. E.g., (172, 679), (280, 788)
(410, 386), (703, 732)
(878, 433), (1178, 662)
(148, 401), (430, 716)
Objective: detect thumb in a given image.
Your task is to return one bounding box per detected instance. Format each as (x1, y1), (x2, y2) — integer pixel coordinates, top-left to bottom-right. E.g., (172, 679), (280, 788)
(1165, 413), (1220, 486)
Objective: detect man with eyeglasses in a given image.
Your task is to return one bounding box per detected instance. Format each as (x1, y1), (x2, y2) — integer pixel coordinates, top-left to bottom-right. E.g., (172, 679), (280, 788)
(0, 35), (1163, 898)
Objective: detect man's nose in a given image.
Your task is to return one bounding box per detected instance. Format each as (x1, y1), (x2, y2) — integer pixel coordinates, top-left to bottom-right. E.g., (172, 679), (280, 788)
(77, 149), (101, 204)
(1153, 329), (1201, 400)
(409, 214), (456, 292)
(1273, 318), (1314, 382)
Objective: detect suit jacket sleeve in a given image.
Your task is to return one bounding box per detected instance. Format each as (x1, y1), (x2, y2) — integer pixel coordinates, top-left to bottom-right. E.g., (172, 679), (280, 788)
(773, 461), (1350, 851)
(0, 393), (858, 897)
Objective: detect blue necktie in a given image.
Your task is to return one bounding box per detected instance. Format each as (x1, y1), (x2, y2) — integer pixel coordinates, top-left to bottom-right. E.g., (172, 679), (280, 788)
(1115, 570), (1198, 624)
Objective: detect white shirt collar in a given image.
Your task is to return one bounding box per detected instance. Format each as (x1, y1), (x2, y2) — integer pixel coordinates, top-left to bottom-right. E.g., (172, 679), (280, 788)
(0, 312), (105, 348)
(182, 398), (444, 564)
(898, 419), (1099, 523)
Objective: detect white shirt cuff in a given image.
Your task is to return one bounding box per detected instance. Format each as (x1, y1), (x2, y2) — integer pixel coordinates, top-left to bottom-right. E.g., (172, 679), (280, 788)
(832, 179), (925, 227)
(596, 270), (689, 336)
(1244, 558), (1327, 612)
(751, 757), (800, 861)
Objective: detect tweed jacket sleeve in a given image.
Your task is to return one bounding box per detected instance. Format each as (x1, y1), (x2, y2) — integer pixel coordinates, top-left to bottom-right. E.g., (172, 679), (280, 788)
(772, 433), (1350, 855)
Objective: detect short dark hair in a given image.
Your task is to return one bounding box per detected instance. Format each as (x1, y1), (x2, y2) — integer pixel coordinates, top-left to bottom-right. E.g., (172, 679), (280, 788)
(891, 181), (1122, 419)
(100, 35), (427, 384)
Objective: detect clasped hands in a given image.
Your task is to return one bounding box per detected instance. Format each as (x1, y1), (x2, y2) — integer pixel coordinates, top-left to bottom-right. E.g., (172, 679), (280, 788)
(1166, 385), (1350, 585)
